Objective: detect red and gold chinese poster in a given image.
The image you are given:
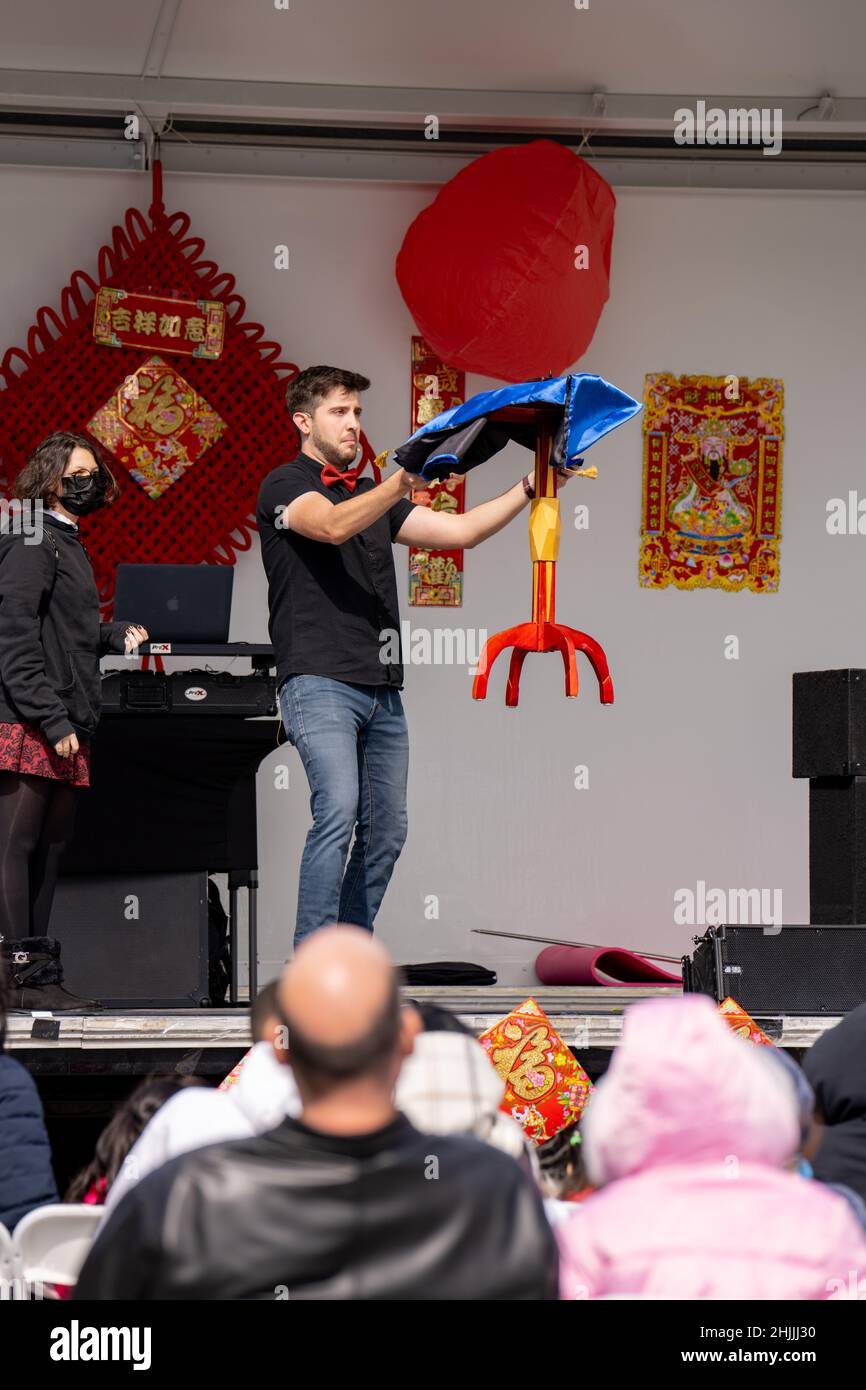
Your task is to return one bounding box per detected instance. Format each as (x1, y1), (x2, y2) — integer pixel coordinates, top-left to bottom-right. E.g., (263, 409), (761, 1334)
(640, 373), (784, 593)
(89, 354), (227, 500)
(479, 997), (593, 1146)
(408, 335), (466, 606)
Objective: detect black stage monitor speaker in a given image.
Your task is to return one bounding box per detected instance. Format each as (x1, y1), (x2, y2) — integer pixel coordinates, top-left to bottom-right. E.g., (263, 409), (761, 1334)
(793, 669), (866, 777)
(48, 872), (210, 1008)
(683, 924), (866, 1015)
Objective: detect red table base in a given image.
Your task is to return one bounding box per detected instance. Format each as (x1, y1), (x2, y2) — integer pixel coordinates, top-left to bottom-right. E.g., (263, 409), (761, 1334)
(472, 619), (613, 706)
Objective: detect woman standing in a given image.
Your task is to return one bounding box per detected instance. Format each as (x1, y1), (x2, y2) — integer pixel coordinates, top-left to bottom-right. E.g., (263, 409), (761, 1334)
(0, 432), (147, 991)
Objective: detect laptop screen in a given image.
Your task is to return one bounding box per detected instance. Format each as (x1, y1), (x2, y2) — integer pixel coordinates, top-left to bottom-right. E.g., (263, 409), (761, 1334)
(113, 564), (234, 643)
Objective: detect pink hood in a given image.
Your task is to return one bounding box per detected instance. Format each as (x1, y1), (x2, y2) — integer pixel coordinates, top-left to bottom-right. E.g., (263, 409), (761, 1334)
(582, 995), (799, 1183)
(559, 997), (866, 1299)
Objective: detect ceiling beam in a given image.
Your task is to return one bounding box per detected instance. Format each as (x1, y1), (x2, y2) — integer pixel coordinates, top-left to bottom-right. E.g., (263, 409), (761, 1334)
(1, 136), (866, 192)
(1, 70), (866, 136)
(141, 0), (184, 81)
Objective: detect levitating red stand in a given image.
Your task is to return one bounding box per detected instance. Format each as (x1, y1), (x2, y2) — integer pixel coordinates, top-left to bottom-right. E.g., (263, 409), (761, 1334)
(471, 404), (614, 707)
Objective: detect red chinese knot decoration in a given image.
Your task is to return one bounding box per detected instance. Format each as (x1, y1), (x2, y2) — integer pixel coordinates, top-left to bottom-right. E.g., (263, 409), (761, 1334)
(0, 162), (377, 613)
(396, 140), (615, 383)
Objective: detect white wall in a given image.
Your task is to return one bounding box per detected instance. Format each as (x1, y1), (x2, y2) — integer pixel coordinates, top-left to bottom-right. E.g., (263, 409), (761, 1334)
(3, 165), (865, 986)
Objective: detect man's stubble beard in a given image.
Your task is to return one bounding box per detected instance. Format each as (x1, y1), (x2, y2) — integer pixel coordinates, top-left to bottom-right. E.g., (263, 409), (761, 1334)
(310, 427), (358, 470)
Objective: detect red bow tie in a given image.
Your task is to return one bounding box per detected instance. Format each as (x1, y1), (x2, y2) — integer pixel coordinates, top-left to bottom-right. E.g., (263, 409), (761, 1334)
(320, 462), (363, 492)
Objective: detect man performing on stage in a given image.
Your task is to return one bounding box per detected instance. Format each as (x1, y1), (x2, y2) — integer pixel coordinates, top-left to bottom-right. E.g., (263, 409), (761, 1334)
(257, 365), (580, 947)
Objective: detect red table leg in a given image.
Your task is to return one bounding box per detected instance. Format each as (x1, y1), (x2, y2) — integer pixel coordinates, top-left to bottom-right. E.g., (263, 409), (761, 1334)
(558, 626), (614, 703)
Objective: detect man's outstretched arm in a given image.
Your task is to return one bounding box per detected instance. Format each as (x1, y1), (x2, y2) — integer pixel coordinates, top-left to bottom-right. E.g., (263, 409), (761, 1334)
(395, 464), (587, 550)
(394, 465), (553, 550)
(283, 468), (421, 546)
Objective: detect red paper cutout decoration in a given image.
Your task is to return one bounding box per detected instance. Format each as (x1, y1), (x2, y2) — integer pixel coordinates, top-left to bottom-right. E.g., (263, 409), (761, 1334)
(0, 162), (378, 615)
(718, 996), (775, 1047)
(396, 139), (615, 384)
(478, 996), (593, 1145)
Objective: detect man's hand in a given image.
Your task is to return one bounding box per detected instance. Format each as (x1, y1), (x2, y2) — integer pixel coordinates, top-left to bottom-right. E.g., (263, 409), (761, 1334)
(396, 466), (427, 494)
(521, 463), (584, 496)
(54, 732), (80, 759)
(553, 461), (586, 488)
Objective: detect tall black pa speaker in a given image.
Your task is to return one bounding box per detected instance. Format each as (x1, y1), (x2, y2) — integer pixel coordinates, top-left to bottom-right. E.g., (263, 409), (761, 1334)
(683, 924), (866, 1014)
(793, 670), (866, 777)
(48, 872), (210, 1008)
(793, 670), (866, 922)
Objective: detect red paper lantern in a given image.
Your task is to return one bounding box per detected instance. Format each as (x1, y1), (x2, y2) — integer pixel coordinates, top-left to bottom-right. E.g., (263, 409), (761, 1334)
(396, 139), (615, 383)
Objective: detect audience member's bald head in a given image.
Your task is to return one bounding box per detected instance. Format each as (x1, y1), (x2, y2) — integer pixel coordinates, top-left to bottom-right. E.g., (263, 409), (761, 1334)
(277, 926), (403, 1092)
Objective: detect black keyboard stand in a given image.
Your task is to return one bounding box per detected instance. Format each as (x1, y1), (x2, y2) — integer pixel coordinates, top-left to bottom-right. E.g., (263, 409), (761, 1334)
(68, 661), (280, 1007)
(138, 642), (276, 672)
(228, 869), (259, 1004)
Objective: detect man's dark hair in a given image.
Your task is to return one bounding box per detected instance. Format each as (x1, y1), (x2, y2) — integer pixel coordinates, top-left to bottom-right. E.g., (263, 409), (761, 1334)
(282, 970), (401, 1089)
(285, 366), (370, 417)
(12, 430), (120, 505)
(250, 978), (281, 1044)
(536, 1119), (588, 1200)
(64, 1074), (204, 1202)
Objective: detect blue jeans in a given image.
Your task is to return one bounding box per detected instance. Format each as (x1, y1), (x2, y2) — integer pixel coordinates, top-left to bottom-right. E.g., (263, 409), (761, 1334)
(279, 675), (409, 946)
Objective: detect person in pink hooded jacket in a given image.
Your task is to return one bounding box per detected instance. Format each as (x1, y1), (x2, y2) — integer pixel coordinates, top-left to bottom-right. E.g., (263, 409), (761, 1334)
(557, 995), (866, 1300)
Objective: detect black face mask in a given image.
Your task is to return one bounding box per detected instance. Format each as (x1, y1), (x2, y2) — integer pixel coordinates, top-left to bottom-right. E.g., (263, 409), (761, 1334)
(58, 472), (107, 517)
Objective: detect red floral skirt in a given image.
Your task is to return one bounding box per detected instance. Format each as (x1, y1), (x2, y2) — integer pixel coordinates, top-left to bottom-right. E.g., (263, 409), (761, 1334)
(0, 722), (90, 787)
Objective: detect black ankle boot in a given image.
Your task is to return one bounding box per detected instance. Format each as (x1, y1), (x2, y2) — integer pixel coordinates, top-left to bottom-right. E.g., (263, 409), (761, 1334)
(0, 936), (102, 1012)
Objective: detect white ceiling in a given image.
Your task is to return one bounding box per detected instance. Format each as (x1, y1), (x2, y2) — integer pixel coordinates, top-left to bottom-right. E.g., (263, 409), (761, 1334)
(0, 0), (864, 97)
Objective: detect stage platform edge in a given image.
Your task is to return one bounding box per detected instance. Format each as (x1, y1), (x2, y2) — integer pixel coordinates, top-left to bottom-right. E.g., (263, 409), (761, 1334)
(5, 985), (843, 1065)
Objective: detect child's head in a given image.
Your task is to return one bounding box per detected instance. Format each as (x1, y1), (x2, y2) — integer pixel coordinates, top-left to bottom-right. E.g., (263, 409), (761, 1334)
(65, 1074), (203, 1201)
(536, 1121), (588, 1199)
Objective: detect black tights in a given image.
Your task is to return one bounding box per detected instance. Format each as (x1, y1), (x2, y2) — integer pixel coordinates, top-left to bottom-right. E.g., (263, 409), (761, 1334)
(0, 772), (78, 939)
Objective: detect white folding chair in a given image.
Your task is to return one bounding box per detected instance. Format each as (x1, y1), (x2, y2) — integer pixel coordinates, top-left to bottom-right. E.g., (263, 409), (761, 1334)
(0, 1221), (23, 1298)
(13, 1205), (103, 1296)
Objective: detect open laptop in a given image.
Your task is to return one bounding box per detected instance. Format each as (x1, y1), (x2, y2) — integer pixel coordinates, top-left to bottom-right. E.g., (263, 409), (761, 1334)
(113, 564), (234, 643)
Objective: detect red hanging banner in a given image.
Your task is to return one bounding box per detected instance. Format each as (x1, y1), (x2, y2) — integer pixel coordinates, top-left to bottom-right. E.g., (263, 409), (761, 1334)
(408, 335), (466, 607)
(93, 286), (226, 359)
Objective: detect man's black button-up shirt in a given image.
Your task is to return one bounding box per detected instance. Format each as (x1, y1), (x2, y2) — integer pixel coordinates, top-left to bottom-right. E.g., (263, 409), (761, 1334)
(257, 453), (416, 692)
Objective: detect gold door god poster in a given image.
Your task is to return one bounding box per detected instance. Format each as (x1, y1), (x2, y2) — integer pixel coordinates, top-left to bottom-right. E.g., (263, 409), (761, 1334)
(639, 373), (783, 593)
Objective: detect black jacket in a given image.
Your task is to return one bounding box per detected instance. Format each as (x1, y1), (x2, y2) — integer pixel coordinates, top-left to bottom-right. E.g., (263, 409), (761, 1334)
(73, 1112), (559, 1300)
(804, 1002), (866, 1209)
(0, 514), (130, 744)
(0, 1053), (59, 1230)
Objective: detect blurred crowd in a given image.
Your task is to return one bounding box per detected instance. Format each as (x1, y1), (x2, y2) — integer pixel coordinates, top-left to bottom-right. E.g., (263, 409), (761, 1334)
(2, 924), (866, 1300)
